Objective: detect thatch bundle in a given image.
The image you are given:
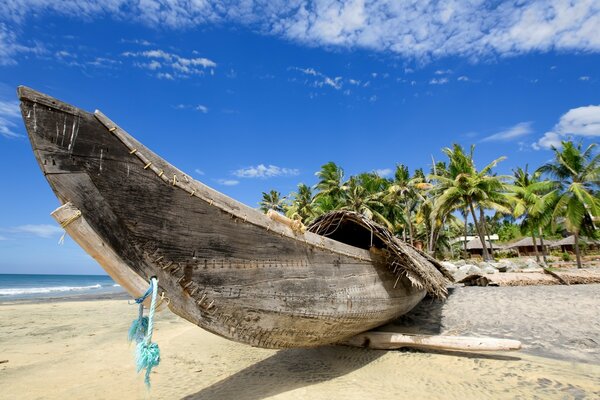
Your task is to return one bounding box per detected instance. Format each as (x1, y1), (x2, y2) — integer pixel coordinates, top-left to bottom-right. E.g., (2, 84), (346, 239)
(307, 211), (453, 299)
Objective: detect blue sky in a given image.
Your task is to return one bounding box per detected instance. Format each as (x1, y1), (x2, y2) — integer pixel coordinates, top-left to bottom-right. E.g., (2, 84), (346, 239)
(0, 1), (599, 275)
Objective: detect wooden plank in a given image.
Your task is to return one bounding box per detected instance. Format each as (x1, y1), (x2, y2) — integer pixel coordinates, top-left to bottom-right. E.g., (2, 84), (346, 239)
(51, 202), (162, 309)
(342, 332), (522, 352)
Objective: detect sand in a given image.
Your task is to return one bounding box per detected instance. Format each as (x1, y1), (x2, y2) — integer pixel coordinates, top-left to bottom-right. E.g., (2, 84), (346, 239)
(1, 286), (600, 400)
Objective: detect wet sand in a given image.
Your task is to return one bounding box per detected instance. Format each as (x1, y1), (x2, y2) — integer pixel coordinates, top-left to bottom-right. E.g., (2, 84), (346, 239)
(1, 286), (599, 399)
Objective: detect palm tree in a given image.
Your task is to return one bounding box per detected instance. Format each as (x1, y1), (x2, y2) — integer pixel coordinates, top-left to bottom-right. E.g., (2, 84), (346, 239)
(385, 164), (425, 245)
(314, 162), (345, 207)
(538, 141), (600, 268)
(509, 166), (558, 264)
(286, 183), (317, 224)
(259, 190), (286, 214)
(340, 173), (392, 229)
(429, 144), (510, 261)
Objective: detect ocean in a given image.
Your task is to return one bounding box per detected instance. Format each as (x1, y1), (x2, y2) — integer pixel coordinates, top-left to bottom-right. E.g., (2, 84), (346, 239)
(0, 274), (125, 301)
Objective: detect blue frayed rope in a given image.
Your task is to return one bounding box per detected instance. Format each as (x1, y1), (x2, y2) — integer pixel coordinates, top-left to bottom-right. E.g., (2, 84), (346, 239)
(130, 277), (161, 387)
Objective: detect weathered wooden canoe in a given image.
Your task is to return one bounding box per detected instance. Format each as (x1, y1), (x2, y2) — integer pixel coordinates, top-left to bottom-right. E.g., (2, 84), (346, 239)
(19, 86), (451, 349)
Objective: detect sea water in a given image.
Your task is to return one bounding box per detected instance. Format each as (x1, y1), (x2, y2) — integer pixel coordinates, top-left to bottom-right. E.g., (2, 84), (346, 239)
(0, 274), (124, 301)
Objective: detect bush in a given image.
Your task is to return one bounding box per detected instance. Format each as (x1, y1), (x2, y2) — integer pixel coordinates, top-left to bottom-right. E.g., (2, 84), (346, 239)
(561, 252), (572, 262)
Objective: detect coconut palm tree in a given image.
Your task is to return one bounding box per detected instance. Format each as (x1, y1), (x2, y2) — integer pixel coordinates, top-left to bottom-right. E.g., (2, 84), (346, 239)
(429, 144), (510, 261)
(314, 162), (345, 207)
(286, 183), (317, 224)
(340, 173), (392, 229)
(509, 166), (558, 264)
(259, 190), (286, 214)
(537, 141), (600, 268)
(385, 164), (425, 245)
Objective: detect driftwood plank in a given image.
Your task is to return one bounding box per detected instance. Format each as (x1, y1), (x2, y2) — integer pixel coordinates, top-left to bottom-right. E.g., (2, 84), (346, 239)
(342, 332), (522, 352)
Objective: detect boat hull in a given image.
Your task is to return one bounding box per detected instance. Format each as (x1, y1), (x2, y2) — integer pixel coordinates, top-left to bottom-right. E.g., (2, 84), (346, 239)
(19, 87), (426, 348)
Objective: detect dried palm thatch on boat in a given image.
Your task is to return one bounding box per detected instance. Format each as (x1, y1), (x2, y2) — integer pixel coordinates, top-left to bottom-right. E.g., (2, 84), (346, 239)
(308, 211), (453, 299)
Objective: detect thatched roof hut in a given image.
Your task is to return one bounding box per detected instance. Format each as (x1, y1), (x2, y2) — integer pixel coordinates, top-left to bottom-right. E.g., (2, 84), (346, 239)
(550, 235), (600, 252)
(308, 211), (453, 299)
(506, 237), (553, 256)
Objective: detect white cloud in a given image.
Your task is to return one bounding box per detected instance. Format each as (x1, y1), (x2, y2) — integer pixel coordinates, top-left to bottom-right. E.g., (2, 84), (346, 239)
(195, 105), (208, 113)
(434, 69), (452, 75)
(12, 224), (63, 238)
(2, 2), (600, 63)
(534, 105), (600, 149)
(174, 103), (209, 113)
(291, 66), (344, 90)
(457, 75), (469, 81)
(233, 164), (300, 178)
(157, 72), (174, 80)
(0, 99), (22, 139)
(579, 76), (590, 81)
(124, 49), (216, 79)
(216, 179), (239, 186)
(375, 168), (393, 177)
(194, 169), (205, 175)
(0, 22), (44, 65)
(429, 77), (449, 85)
(482, 122), (533, 142)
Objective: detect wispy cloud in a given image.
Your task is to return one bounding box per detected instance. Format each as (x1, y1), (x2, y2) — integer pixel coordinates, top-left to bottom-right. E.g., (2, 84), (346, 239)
(233, 164), (300, 178)
(534, 105), (600, 150)
(0, 99), (22, 138)
(457, 75), (469, 82)
(434, 69), (452, 75)
(375, 168), (393, 177)
(12, 224), (63, 238)
(2, 2), (600, 63)
(429, 77), (449, 85)
(194, 169), (205, 175)
(0, 22), (45, 65)
(216, 179), (239, 186)
(173, 103), (209, 113)
(123, 49), (216, 79)
(291, 67), (344, 91)
(579, 76), (590, 81)
(481, 122), (533, 142)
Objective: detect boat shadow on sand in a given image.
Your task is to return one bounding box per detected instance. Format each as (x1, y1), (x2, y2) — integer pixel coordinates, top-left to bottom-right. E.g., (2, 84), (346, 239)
(182, 288), (520, 400)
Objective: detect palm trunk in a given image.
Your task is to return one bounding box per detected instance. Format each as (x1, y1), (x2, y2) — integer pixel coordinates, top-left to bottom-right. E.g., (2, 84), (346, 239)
(574, 232), (582, 268)
(463, 211), (468, 260)
(405, 204), (414, 246)
(538, 226), (547, 265)
(468, 200), (491, 261)
(531, 229), (540, 263)
(479, 207), (495, 258)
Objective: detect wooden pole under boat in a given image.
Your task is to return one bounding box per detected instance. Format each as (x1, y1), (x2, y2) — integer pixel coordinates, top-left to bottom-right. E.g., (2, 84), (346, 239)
(342, 331), (522, 352)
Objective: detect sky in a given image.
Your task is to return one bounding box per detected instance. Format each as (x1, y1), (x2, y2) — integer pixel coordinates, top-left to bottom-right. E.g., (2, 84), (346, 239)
(0, 1), (599, 275)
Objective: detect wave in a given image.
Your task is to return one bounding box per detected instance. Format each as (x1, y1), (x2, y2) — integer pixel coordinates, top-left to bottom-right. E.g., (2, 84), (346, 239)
(0, 284), (102, 296)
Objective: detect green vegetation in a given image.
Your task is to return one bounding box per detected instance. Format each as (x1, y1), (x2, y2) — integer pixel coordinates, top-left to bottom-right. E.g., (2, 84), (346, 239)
(261, 140), (599, 264)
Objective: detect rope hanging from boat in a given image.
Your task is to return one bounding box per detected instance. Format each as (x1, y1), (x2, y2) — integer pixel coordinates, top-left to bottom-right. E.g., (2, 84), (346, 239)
(57, 209), (82, 245)
(129, 277), (161, 387)
(127, 282), (153, 344)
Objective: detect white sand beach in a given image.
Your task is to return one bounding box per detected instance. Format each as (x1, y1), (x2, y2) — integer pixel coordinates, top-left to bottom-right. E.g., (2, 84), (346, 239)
(1, 285), (599, 400)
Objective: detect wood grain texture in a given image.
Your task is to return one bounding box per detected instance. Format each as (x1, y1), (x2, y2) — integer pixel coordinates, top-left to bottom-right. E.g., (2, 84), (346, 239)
(19, 86), (429, 348)
(342, 332), (522, 351)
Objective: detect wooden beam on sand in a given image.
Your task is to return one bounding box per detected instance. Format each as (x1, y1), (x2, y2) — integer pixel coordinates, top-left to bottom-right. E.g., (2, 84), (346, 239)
(342, 332), (522, 352)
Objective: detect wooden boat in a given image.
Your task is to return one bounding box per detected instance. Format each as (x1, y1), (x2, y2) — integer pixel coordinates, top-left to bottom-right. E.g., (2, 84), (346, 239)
(18, 86), (451, 349)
